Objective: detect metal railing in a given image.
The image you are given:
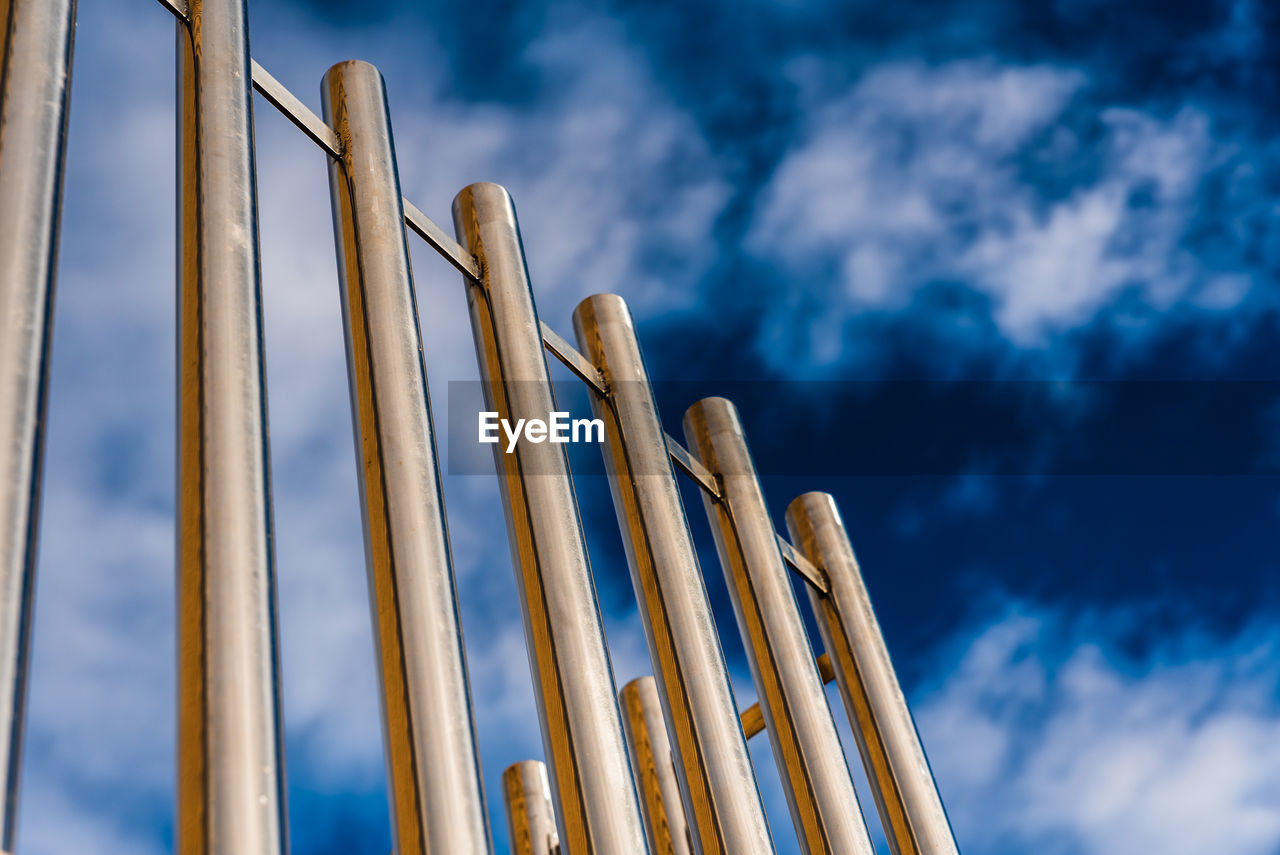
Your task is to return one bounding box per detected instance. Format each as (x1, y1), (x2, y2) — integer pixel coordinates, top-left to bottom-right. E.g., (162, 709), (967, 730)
(0, 0), (960, 853)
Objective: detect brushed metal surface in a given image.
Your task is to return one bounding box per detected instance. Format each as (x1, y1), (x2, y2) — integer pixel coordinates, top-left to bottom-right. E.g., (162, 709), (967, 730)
(741, 654), (834, 741)
(502, 761), (561, 855)
(0, 0), (76, 846)
(175, 0), (287, 851)
(324, 60), (492, 855)
(453, 183), (648, 855)
(575, 294), (773, 855)
(684, 398), (874, 855)
(787, 493), (960, 855)
(620, 677), (695, 855)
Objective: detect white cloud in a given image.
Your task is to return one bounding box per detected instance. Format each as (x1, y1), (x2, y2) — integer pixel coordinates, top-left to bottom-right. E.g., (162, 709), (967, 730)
(962, 107), (1210, 338)
(750, 59), (1261, 367)
(915, 605), (1280, 855)
(393, 13), (733, 322)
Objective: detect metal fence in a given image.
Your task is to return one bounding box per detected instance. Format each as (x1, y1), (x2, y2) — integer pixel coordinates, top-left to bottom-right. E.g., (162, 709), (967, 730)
(0, 1), (961, 853)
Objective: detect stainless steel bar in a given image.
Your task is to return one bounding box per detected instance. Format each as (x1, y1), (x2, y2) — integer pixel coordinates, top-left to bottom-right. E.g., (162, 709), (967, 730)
(786, 494), (959, 855)
(0, 0), (76, 847)
(176, 0), (287, 852)
(574, 294), (772, 855)
(541, 321), (606, 396)
(323, 60), (491, 855)
(251, 60), (339, 157)
(502, 761), (561, 855)
(664, 434), (720, 500)
(741, 653), (834, 741)
(620, 677), (694, 855)
(403, 198), (480, 281)
(453, 182), (648, 855)
(157, 0), (189, 20)
(777, 536), (827, 595)
(683, 398), (874, 855)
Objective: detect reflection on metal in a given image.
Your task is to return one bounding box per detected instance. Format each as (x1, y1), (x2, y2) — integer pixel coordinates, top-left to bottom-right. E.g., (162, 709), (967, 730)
(175, 0), (287, 852)
(685, 398), (875, 855)
(503, 761), (561, 855)
(453, 183), (648, 855)
(323, 60), (492, 855)
(575, 294), (773, 855)
(787, 494), (959, 855)
(777, 534), (828, 594)
(27, 5), (961, 853)
(620, 677), (695, 855)
(0, 0), (76, 846)
(741, 653), (835, 741)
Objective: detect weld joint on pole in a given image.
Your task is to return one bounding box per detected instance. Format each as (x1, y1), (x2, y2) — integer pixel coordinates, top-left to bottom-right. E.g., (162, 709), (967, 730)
(664, 433), (722, 501)
(157, 0), (190, 22)
(778, 535), (830, 595)
(540, 321), (608, 396)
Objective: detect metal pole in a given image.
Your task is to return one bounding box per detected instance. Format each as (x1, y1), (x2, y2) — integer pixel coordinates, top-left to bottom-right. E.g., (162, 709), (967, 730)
(786, 494), (959, 855)
(453, 183), (648, 855)
(322, 60), (491, 855)
(620, 677), (693, 855)
(0, 0), (76, 847)
(683, 398), (874, 855)
(176, 1), (287, 851)
(741, 654), (835, 741)
(573, 295), (773, 855)
(502, 761), (561, 855)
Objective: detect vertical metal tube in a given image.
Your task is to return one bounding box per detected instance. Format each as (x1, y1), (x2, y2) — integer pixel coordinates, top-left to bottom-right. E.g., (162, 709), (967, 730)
(502, 761), (561, 855)
(176, 1), (287, 852)
(0, 0), (76, 847)
(620, 677), (693, 855)
(322, 60), (491, 855)
(453, 183), (648, 855)
(786, 494), (959, 855)
(573, 295), (773, 855)
(683, 398), (874, 855)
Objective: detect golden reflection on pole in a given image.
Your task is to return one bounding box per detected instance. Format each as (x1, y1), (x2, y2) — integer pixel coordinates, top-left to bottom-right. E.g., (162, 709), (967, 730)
(574, 294), (774, 855)
(323, 60), (492, 855)
(787, 493), (959, 855)
(453, 183), (648, 855)
(176, 0), (287, 851)
(620, 677), (694, 855)
(503, 761), (561, 855)
(684, 398), (874, 855)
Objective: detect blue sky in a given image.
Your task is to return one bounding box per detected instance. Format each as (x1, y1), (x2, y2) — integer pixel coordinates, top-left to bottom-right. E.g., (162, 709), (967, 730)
(21, 0), (1280, 852)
